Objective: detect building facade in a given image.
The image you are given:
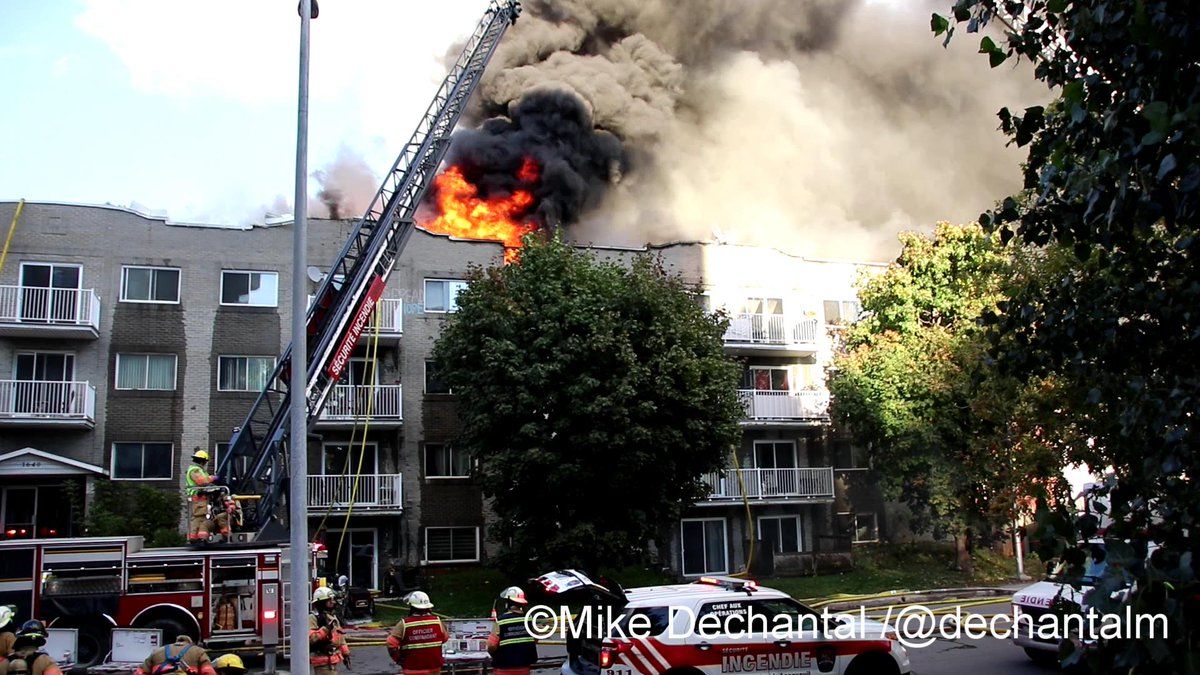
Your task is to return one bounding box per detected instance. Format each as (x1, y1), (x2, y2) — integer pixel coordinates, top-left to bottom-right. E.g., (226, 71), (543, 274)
(0, 201), (884, 585)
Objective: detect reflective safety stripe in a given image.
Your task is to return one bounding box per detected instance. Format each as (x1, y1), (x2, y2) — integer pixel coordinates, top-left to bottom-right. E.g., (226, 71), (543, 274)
(400, 641), (443, 650)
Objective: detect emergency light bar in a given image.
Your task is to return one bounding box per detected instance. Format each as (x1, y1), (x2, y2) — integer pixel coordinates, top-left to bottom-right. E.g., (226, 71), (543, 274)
(695, 576), (759, 592)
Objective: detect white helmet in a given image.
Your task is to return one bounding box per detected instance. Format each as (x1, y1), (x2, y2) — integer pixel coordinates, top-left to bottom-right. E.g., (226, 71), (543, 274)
(500, 586), (527, 605)
(312, 586), (337, 604)
(0, 605), (13, 629)
(407, 591), (434, 609)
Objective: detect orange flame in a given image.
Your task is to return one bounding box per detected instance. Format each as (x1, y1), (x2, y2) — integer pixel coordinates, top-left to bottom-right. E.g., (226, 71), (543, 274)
(422, 158), (539, 263)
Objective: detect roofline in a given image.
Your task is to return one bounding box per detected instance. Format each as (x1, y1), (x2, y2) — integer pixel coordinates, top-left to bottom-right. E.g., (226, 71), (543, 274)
(0, 447), (108, 475)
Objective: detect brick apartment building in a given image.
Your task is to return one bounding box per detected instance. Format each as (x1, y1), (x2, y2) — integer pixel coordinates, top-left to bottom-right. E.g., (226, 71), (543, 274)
(0, 200), (884, 586)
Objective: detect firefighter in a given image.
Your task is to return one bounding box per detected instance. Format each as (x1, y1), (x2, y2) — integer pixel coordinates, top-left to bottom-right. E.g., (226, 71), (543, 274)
(0, 605), (17, 665)
(212, 654), (246, 675)
(0, 620), (63, 675)
(386, 591), (447, 675)
(185, 449), (220, 543)
(487, 586), (538, 675)
(309, 586), (351, 674)
(134, 635), (216, 675)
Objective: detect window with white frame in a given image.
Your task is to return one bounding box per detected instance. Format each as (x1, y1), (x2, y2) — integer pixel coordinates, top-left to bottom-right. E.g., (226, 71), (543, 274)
(121, 266), (180, 303)
(742, 366), (791, 391)
(424, 360), (452, 394)
(759, 515), (803, 553)
(424, 279), (467, 313)
(115, 354), (178, 390)
(753, 440), (797, 469)
(218, 356), (275, 392)
(221, 270), (279, 307)
(837, 512), (880, 543)
(822, 299), (861, 326)
(111, 442), (173, 480)
(425, 444), (472, 478)
(680, 518), (728, 576)
(424, 527), (480, 562)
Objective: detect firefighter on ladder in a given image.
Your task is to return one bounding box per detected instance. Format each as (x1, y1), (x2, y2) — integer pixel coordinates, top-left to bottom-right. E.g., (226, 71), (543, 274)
(386, 591), (447, 675)
(309, 586), (351, 674)
(487, 587), (538, 675)
(185, 449), (221, 543)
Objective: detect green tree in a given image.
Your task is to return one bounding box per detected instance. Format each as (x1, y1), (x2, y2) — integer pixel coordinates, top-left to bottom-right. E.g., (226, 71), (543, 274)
(432, 234), (744, 577)
(85, 482), (185, 548)
(828, 223), (1072, 573)
(938, 2), (1200, 671)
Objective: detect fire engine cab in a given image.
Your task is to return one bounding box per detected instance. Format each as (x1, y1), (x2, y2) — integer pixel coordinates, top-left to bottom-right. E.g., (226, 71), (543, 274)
(0, 535), (323, 667)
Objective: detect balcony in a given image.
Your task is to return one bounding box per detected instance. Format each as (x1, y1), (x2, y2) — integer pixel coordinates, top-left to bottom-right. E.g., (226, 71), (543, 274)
(308, 295), (403, 342)
(700, 467), (835, 504)
(316, 384), (402, 427)
(0, 286), (101, 339)
(0, 380), (97, 429)
(739, 389), (829, 424)
(723, 314), (819, 355)
(307, 473), (403, 513)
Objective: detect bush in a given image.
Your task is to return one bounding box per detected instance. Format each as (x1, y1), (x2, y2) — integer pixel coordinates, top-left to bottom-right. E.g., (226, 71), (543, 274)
(85, 482), (184, 547)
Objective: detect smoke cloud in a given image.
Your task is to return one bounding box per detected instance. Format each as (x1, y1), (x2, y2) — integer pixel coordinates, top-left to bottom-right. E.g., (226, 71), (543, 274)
(442, 0), (1048, 261)
(309, 145), (380, 221)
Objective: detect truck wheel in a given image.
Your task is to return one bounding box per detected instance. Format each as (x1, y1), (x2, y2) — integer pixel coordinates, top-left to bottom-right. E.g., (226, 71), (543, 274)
(56, 618), (112, 668)
(844, 652), (901, 675)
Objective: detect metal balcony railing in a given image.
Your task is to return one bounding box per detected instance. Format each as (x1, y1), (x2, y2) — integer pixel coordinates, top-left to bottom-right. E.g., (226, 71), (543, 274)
(738, 389), (829, 419)
(307, 473), (403, 511)
(319, 384), (402, 421)
(0, 380), (96, 422)
(702, 467), (835, 500)
(0, 286), (100, 331)
(308, 295), (403, 334)
(723, 314), (818, 346)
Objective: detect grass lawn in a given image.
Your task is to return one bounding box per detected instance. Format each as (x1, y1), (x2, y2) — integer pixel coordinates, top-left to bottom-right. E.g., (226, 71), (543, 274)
(371, 541), (1023, 624)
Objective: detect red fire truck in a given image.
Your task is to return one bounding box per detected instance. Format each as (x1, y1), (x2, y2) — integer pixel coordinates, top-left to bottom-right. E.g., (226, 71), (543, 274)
(0, 535), (327, 667)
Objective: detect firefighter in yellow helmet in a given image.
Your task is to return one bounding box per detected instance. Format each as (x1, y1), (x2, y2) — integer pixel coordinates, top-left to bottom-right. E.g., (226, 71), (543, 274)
(185, 449), (220, 543)
(309, 586), (351, 674)
(212, 654), (246, 675)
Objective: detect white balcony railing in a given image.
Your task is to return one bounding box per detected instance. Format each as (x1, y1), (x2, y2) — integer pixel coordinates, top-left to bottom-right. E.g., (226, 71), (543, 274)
(308, 295), (403, 334)
(702, 467), (835, 500)
(0, 380), (97, 422)
(723, 314), (818, 346)
(0, 286), (100, 331)
(738, 389), (829, 419)
(320, 384), (402, 421)
(307, 473), (403, 511)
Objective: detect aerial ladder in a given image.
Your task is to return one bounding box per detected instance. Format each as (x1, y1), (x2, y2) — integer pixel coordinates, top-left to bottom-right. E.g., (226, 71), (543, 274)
(215, 0), (522, 542)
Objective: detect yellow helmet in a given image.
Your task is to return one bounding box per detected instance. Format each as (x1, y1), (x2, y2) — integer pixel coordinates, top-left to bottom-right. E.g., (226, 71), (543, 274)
(213, 654), (245, 672)
(193, 450), (210, 462)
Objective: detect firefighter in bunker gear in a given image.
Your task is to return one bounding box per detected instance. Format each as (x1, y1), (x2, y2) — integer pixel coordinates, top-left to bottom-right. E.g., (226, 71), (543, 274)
(0, 620), (63, 675)
(488, 586), (537, 675)
(386, 591), (447, 675)
(212, 654), (245, 675)
(185, 450), (221, 542)
(134, 635), (216, 675)
(0, 605), (17, 665)
(310, 586), (351, 674)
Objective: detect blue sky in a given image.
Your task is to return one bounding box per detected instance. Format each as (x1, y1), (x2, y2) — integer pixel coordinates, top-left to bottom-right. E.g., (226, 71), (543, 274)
(0, 0), (490, 224)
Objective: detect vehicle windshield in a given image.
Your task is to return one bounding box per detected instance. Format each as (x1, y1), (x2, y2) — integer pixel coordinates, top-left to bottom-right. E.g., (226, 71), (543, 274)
(1047, 545), (1115, 585)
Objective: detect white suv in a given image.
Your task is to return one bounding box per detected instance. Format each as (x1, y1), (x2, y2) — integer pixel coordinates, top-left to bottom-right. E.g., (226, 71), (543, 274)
(530, 570), (912, 675)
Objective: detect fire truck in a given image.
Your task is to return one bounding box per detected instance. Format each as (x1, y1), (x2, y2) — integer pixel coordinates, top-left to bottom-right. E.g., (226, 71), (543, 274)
(0, 0), (522, 667)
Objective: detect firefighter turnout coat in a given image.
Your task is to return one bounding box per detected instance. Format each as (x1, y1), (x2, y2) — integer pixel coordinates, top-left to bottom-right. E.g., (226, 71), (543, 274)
(387, 613), (448, 675)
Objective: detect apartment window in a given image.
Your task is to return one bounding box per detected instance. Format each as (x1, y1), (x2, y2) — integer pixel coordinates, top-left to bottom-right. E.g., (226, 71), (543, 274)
(425, 444), (472, 478)
(115, 354), (178, 390)
(218, 356), (275, 392)
(424, 527), (480, 563)
(221, 270), (279, 307)
(681, 518), (728, 576)
(121, 266), (180, 303)
(838, 512), (879, 543)
(759, 515), (803, 553)
(742, 366), (790, 391)
(823, 299), (861, 326)
(112, 442), (173, 480)
(424, 360), (452, 394)
(753, 440), (797, 469)
(424, 279), (467, 313)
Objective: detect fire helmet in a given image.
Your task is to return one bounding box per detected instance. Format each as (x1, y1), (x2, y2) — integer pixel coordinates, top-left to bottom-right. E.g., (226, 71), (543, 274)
(193, 450), (210, 462)
(406, 591), (433, 609)
(500, 586), (527, 605)
(0, 605), (14, 630)
(312, 586), (337, 604)
(15, 620), (48, 647)
(213, 654), (246, 672)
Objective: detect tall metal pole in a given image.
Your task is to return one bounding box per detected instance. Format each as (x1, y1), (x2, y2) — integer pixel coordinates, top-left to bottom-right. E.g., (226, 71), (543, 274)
(289, 0), (314, 672)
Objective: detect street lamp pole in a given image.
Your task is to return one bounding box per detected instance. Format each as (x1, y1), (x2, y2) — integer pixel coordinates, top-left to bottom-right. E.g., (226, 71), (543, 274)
(289, 0), (316, 672)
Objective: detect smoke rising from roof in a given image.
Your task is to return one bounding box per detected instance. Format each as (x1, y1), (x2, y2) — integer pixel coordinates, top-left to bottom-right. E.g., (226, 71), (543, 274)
(447, 0), (1048, 261)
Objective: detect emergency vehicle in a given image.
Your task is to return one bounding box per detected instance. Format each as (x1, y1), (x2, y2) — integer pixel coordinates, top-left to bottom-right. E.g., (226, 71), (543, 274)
(531, 570), (912, 675)
(0, 535), (330, 667)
